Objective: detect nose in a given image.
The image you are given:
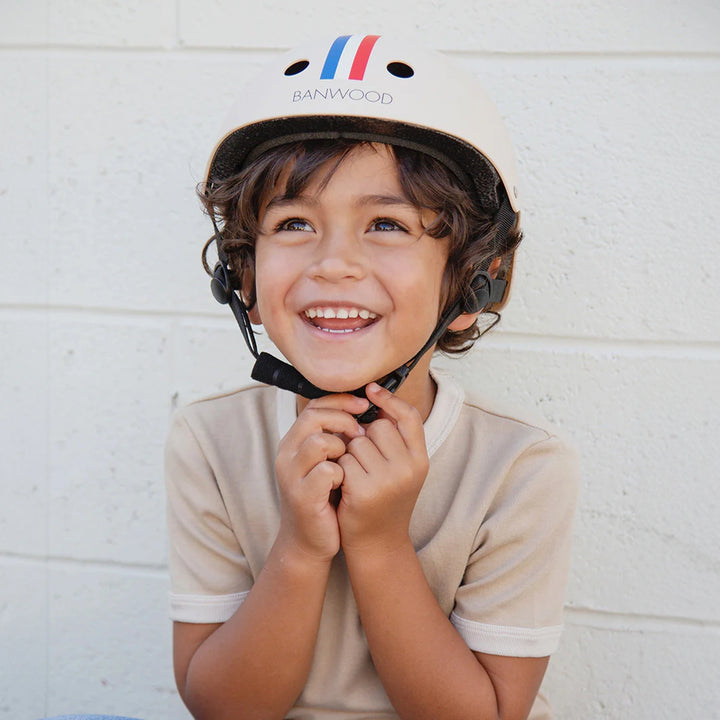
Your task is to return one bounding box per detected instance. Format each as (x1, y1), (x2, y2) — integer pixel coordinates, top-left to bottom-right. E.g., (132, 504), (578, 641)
(308, 229), (366, 282)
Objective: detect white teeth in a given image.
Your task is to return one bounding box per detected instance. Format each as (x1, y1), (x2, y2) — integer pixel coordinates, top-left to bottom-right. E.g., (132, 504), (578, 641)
(304, 307), (377, 319)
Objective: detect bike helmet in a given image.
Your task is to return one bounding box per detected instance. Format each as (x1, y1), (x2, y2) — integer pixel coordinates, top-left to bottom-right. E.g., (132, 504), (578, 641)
(203, 34), (523, 419)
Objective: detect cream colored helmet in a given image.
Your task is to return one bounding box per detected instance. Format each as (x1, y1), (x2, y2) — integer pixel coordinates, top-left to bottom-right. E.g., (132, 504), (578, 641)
(205, 34), (520, 310)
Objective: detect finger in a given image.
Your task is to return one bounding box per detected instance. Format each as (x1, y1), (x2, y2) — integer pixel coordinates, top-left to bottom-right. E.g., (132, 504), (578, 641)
(279, 410), (365, 472)
(304, 393), (370, 416)
(364, 383), (426, 450)
(296, 404), (368, 441)
(345, 419), (412, 471)
(304, 459), (344, 496)
(278, 429), (350, 491)
(295, 432), (347, 470)
(336, 452), (364, 482)
(363, 418), (408, 462)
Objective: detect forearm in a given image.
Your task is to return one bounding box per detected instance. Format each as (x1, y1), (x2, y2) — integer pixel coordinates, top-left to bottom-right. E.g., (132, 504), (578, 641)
(345, 540), (501, 720)
(182, 537), (332, 720)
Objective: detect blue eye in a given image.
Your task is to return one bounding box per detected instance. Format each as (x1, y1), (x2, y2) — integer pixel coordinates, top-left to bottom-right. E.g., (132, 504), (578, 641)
(278, 218), (313, 232)
(370, 218), (405, 232)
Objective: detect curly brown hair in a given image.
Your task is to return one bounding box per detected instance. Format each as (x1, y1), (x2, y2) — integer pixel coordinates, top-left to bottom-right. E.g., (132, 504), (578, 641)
(199, 139), (521, 354)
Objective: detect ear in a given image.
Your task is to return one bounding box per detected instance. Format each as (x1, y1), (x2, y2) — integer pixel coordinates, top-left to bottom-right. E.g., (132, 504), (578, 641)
(447, 311), (479, 332)
(240, 267), (262, 325)
(447, 258), (503, 331)
(247, 303), (262, 325)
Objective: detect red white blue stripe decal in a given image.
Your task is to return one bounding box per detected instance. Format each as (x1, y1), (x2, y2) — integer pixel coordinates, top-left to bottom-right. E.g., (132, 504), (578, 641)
(320, 34), (381, 81)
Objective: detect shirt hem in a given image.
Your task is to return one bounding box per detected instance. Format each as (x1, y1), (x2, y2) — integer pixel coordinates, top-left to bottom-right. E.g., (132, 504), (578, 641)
(169, 591), (249, 623)
(450, 611), (563, 657)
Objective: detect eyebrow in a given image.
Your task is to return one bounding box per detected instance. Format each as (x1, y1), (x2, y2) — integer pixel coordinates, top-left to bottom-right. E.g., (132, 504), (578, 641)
(264, 193), (417, 213)
(355, 194), (416, 209)
(264, 194), (319, 212)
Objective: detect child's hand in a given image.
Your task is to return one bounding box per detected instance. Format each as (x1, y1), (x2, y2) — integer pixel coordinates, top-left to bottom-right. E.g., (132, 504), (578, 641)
(337, 383), (429, 556)
(274, 393), (369, 562)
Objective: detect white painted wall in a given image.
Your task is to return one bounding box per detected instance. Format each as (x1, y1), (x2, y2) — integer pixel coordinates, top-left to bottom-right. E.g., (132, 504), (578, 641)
(1, 1), (719, 718)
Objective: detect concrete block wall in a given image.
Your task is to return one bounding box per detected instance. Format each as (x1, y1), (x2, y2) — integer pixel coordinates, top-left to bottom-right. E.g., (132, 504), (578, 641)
(1, 1), (718, 718)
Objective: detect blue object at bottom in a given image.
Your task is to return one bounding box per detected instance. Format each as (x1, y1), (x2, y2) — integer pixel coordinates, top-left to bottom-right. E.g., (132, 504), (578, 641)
(39, 715), (143, 720)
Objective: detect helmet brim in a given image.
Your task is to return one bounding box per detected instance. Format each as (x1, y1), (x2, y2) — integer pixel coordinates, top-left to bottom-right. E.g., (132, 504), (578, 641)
(207, 114), (505, 216)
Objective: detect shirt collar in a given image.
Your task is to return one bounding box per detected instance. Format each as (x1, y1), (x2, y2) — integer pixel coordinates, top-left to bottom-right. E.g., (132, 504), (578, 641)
(274, 367), (463, 459)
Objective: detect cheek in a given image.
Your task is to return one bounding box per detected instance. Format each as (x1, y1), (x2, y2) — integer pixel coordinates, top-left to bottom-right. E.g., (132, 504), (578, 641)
(404, 244), (450, 311)
(253, 246), (303, 329)
(429, 244), (452, 311)
(387, 258), (446, 333)
(254, 275), (282, 325)
(253, 251), (283, 323)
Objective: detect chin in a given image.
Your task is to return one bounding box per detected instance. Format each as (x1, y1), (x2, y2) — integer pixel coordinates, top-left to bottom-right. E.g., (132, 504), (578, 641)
(298, 365), (377, 394)
(313, 375), (369, 394)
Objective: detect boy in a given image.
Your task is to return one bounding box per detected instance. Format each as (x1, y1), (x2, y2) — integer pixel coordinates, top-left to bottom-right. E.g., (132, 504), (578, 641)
(166, 35), (578, 720)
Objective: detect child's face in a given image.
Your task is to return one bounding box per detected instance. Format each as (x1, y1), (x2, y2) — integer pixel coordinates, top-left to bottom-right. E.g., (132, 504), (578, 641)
(252, 143), (452, 404)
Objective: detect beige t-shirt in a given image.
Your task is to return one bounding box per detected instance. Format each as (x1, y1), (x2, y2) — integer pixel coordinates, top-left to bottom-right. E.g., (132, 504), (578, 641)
(165, 370), (578, 719)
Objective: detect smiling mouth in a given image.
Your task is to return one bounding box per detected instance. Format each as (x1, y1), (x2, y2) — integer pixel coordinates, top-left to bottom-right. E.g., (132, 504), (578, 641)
(303, 306), (379, 334)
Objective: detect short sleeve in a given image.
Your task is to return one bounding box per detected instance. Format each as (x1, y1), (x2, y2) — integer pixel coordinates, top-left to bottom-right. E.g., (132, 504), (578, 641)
(165, 409), (252, 623)
(450, 434), (579, 657)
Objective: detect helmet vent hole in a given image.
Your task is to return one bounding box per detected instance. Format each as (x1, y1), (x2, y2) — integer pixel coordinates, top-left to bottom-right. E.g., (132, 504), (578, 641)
(284, 60), (309, 76)
(386, 62), (414, 78)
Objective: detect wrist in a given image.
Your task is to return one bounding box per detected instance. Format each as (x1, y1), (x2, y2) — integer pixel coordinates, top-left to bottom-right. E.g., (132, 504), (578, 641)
(271, 531), (337, 574)
(342, 533), (415, 571)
